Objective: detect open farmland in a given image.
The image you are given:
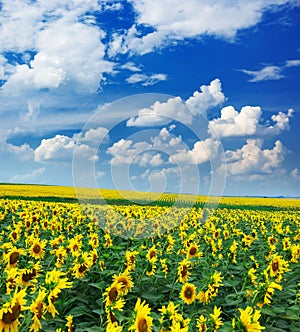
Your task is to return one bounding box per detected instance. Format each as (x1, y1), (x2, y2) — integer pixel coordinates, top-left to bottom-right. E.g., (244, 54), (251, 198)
(0, 184), (300, 331)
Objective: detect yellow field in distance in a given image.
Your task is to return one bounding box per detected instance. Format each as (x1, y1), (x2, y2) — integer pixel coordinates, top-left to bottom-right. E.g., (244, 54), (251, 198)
(0, 183), (299, 208)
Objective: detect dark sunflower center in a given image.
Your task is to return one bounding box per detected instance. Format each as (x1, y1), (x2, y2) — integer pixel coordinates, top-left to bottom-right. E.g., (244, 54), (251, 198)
(22, 269), (36, 282)
(9, 252), (19, 265)
(149, 250), (156, 259)
(189, 247), (197, 255)
(272, 261), (279, 272)
(181, 265), (188, 278)
(2, 303), (21, 324)
(33, 244), (41, 254)
(11, 232), (18, 240)
(109, 287), (118, 301)
(118, 278), (128, 290)
(184, 287), (193, 299)
(138, 318), (148, 332)
(36, 302), (43, 319)
(79, 264), (87, 273)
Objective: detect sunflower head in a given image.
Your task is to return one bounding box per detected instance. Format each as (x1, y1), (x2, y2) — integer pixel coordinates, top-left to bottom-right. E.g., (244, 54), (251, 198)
(0, 289), (27, 331)
(187, 244), (198, 258)
(180, 283), (196, 305)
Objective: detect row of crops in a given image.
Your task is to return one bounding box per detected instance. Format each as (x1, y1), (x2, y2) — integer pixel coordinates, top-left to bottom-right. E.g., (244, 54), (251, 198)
(0, 191), (300, 331)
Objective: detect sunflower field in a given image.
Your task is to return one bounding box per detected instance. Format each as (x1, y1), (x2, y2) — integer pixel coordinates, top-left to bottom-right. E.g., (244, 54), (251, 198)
(0, 185), (300, 331)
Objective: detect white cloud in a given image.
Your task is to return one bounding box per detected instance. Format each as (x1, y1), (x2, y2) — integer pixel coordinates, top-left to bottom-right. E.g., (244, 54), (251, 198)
(2, 19), (114, 93)
(127, 96), (192, 126)
(285, 59), (300, 67)
(107, 126), (190, 167)
(74, 127), (109, 148)
(269, 108), (293, 131)
(186, 78), (225, 115)
(208, 106), (293, 138)
(107, 139), (152, 165)
(209, 106), (262, 138)
(120, 62), (142, 72)
(170, 138), (221, 165)
(241, 65), (284, 82)
(126, 73), (167, 86)
(34, 133), (98, 163)
(108, 0), (297, 55)
(241, 60), (300, 82)
(9, 167), (46, 183)
(220, 139), (287, 178)
(127, 79), (225, 126)
(0, 129), (34, 161)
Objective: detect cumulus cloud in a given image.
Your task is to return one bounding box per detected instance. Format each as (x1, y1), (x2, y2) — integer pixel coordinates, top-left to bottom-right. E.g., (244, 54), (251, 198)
(107, 126), (188, 166)
(107, 139), (152, 166)
(208, 106), (293, 138)
(3, 20), (114, 93)
(74, 127), (109, 148)
(170, 138), (221, 165)
(220, 139), (287, 178)
(126, 73), (167, 86)
(186, 79), (226, 115)
(127, 79), (225, 126)
(127, 96), (191, 126)
(108, 0), (297, 55)
(34, 126), (108, 163)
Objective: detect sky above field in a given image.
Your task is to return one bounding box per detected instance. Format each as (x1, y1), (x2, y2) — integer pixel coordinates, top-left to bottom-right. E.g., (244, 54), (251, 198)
(1, 0), (300, 197)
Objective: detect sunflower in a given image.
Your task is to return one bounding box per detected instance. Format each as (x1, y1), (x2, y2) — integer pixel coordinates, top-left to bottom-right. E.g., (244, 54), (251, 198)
(103, 283), (122, 307)
(125, 250), (139, 271)
(18, 262), (41, 287)
(29, 289), (47, 332)
(146, 263), (156, 276)
(68, 238), (82, 257)
(180, 283), (197, 305)
(187, 243), (198, 258)
(196, 315), (208, 332)
(209, 306), (223, 331)
(29, 239), (47, 260)
(177, 259), (191, 283)
(73, 252), (92, 279)
(129, 298), (153, 332)
(65, 315), (73, 332)
(0, 288), (27, 332)
(44, 269), (73, 317)
(9, 228), (21, 243)
(160, 258), (168, 276)
(103, 233), (113, 248)
(5, 268), (18, 294)
(51, 246), (68, 268)
(112, 271), (134, 295)
(261, 282), (282, 307)
(5, 247), (26, 269)
(267, 254), (290, 282)
(146, 246), (157, 263)
(238, 306), (265, 332)
(106, 322), (123, 332)
(88, 233), (99, 249)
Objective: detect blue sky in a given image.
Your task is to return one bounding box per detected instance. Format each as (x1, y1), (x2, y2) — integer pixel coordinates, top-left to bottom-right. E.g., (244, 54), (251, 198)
(1, 0), (300, 197)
